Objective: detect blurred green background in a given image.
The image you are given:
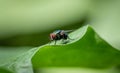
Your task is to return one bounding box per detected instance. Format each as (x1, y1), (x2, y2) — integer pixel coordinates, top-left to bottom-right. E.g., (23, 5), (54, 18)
(0, 0), (120, 49)
(0, 0), (89, 46)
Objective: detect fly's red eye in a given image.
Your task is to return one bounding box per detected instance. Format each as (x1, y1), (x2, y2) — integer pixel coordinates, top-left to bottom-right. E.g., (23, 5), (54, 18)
(50, 33), (56, 40)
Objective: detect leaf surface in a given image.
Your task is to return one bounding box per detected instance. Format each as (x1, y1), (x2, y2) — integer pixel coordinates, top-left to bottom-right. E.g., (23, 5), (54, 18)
(32, 25), (120, 68)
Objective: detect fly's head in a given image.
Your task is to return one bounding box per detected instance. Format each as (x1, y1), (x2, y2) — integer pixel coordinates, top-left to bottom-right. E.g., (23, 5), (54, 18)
(50, 33), (56, 41)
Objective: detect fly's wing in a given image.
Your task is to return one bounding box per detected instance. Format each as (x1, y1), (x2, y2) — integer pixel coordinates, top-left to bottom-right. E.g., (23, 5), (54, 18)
(53, 30), (61, 34)
(64, 30), (73, 33)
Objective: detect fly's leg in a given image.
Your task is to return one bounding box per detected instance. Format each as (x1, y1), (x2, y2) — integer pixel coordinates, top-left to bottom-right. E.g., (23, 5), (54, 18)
(54, 40), (57, 45)
(62, 39), (65, 44)
(63, 36), (74, 44)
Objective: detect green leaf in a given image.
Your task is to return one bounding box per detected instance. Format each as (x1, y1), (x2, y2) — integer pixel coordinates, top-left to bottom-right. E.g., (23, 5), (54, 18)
(1, 25), (120, 73)
(1, 47), (39, 73)
(0, 47), (30, 65)
(32, 25), (120, 68)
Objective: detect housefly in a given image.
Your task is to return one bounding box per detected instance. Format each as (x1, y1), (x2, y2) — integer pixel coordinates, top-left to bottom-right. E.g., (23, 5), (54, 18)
(49, 30), (73, 45)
